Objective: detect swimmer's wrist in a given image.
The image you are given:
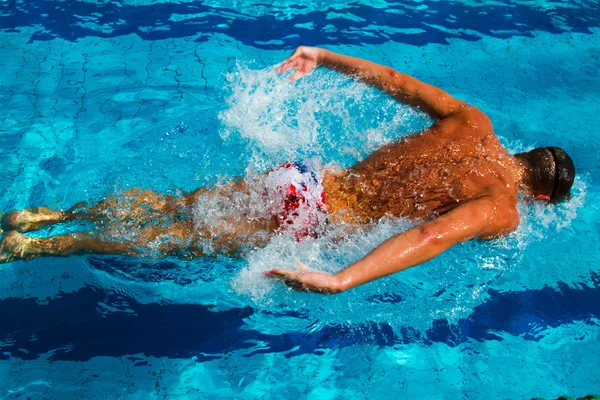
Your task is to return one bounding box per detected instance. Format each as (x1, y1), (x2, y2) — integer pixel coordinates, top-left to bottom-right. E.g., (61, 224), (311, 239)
(316, 48), (329, 65)
(333, 271), (352, 292)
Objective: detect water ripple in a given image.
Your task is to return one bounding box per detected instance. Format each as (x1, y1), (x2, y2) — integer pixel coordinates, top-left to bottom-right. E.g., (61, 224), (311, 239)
(1, 0), (599, 46)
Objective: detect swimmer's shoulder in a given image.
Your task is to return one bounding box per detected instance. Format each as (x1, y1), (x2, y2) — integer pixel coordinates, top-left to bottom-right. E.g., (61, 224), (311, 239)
(453, 105), (493, 133)
(428, 104), (494, 142)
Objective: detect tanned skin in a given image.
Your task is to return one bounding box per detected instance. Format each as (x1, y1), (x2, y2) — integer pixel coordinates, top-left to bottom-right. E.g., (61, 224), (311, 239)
(1, 47), (533, 294)
(264, 47), (522, 293)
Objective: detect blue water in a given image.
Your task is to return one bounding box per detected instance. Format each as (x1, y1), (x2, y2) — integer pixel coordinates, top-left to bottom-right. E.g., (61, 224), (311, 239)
(1, 0), (599, 398)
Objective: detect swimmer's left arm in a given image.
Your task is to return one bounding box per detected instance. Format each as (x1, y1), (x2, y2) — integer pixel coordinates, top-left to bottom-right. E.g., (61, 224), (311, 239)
(277, 46), (466, 120)
(265, 197), (518, 293)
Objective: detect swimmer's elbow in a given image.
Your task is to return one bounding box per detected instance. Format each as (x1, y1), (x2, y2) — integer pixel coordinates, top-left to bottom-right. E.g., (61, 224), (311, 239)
(497, 208), (520, 236)
(381, 67), (406, 91)
(480, 203), (520, 239)
(415, 224), (447, 248)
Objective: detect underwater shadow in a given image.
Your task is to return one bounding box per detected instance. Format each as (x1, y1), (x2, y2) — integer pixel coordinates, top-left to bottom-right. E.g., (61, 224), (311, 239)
(0, 269), (598, 361)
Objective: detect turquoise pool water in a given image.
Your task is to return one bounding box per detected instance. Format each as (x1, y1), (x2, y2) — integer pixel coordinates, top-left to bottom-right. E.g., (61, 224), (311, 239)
(0, 0), (599, 398)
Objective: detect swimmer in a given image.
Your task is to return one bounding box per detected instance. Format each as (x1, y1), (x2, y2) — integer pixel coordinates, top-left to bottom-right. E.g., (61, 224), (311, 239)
(0, 46), (576, 294)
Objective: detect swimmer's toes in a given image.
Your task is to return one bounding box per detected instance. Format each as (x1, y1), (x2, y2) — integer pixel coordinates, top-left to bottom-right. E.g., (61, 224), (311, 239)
(0, 231), (32, 264)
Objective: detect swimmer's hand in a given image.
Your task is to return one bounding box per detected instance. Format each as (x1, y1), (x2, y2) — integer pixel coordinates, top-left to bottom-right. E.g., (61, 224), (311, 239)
(277, 46), (322, 81)
(264, 263), (343, 294)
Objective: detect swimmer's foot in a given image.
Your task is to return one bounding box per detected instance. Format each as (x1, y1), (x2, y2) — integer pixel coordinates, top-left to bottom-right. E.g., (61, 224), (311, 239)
(0, 231), (34, 263)
(0, 207), (65, 233)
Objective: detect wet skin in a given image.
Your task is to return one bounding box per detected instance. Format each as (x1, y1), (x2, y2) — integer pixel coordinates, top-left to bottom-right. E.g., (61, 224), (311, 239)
(266, 46), (524, 293)
(1, 46), (530, 294)
(323, 108), (518, 226)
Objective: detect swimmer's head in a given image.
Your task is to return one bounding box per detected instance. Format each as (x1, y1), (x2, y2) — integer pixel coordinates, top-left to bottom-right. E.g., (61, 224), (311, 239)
(515, 147), (576, 203)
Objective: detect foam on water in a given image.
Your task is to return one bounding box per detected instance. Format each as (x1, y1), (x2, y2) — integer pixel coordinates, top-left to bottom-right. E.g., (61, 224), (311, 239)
(70, 170), (586, 332)
(191, 157), (330, 254)
(232, 218), (413, 300)
(58, 62), (588, 332)
(228, 177), (586, 330)
(219, 64), (430, 169)
(216, 65), (589, 321)
(499, 176), (587, 250)
(0, 7), (598, 397)
(7, 60), (586, 334)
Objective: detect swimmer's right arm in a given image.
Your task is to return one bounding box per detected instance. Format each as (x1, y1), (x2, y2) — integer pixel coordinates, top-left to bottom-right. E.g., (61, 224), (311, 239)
(265, 196), (518, 293)
(277, 46), (466, 120)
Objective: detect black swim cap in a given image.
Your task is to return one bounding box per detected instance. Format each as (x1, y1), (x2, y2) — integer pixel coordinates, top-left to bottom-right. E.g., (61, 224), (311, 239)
(546, 147), (576, 203)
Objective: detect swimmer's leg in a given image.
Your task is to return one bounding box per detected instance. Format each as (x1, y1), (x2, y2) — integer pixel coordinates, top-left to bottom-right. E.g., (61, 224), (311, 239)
(0, 201), (106, 233)
(1, 188), (187, 233)
(0, 206), (72, 233)
(0, 217), (205, 263)
(0, 231), (136, 263)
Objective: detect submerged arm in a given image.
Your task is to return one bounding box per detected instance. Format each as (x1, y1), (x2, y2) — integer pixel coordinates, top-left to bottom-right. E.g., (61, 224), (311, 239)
(265, 197), (517, 293)
(277, 46), (466, 120)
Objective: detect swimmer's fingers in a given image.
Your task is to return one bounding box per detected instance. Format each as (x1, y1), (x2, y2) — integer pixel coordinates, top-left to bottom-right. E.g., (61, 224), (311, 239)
(276, 46), (319, 81)
(264, 269), (341, 294)
(264, 269), (304, 290)
(276, 57), (296, 74)
(276, 60), (293, 74)
(276, 47), (303, 73)
(277, 59), (308, 80)
(295, 262), (313, 272)
(290, 69), (308, 82)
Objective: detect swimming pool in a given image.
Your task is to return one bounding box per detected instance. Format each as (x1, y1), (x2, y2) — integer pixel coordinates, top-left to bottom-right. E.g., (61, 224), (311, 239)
(1, 0), (599, 398)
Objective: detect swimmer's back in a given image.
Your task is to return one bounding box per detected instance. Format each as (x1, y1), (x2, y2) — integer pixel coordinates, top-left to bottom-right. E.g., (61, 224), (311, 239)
(323, 107), (518, 223)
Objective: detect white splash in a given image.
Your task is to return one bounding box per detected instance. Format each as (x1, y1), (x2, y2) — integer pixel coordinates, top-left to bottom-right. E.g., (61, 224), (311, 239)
(501, 175), (587, 251)
(231, 218), (414, 304)
(87, 63), (589, 332)
(219, 64), (429, 167)
(191, 158), (331, 254)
